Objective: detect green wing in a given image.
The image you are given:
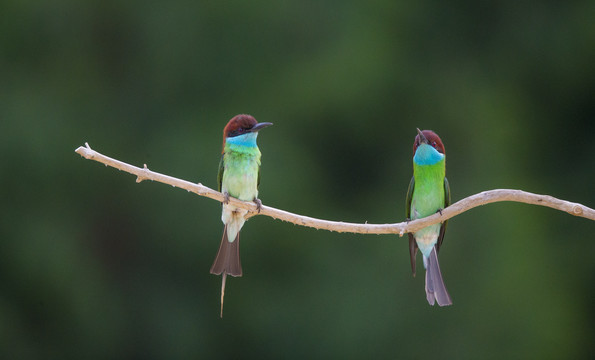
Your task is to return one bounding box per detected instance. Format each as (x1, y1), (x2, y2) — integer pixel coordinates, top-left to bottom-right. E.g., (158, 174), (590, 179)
(444, 176), (451, 208)
(406, 176), (418, 276)
(436, 176), (451, 252)
(217, 154), (224, 192)
(406, 176), (414, 219)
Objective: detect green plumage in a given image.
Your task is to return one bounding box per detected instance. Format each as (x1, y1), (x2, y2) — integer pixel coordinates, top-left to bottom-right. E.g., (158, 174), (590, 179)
(406, 159), (450, 271)
(218, 142), (261, 201)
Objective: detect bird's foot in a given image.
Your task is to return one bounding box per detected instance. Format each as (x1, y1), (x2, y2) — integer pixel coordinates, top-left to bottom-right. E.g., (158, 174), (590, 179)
(253, 198), (262, 213)
(436, 208), (443, 216)
(223, 192), (230, 205)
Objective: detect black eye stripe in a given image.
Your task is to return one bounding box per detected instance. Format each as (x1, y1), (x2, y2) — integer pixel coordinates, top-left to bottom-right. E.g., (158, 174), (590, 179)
(229, 127), (248, 137)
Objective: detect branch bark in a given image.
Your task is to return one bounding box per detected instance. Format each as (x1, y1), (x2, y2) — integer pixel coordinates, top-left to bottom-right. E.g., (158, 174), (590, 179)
(75, 143), (595, 235)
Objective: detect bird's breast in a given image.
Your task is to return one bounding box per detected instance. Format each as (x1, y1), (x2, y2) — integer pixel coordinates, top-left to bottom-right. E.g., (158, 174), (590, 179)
(221, 152), (260, 201)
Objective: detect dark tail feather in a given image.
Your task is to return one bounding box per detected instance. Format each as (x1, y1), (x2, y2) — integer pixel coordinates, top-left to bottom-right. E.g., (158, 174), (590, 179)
(210, 225), (242, 276)
(210, 226), (242, 317)
(219, 273), (227, 317)
(408, 234), (418, 277)
(424, 256), (435, 305)
(425, 246), (452, 306)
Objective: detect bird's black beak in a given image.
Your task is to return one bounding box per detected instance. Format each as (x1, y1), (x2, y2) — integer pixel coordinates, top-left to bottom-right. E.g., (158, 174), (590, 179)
(249, 122), (273, 132)
(416, 128), (428, 144)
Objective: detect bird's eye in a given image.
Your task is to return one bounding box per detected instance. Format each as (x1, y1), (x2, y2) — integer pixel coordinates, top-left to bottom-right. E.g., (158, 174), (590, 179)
(432, 141), (437, 147)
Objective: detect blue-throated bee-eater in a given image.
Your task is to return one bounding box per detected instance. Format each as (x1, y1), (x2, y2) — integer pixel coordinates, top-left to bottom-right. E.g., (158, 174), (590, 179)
(210, 114), (272, 316)
(406, 128), (452, 306)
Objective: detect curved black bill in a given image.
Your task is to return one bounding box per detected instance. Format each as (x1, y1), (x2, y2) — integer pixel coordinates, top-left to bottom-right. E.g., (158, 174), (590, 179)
(416, 128), (428, 144)
(249, 122), (273, 132)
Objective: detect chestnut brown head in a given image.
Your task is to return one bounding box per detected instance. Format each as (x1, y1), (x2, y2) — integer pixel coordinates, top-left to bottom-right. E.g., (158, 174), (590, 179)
(413, 128), (445, 156)
(221, 114), (273, 152)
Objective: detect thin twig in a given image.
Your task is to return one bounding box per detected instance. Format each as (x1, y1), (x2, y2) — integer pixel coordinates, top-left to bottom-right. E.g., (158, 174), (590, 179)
(75, 143), (595, 235)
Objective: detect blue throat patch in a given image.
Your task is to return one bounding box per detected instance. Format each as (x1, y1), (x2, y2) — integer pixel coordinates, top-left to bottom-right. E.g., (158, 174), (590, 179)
(414, 144), (444, 165)
(226, 132), (259, 147)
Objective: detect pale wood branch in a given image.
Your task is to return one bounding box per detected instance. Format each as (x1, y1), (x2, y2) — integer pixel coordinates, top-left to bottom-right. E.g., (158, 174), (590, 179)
(75, 143), (595, 235)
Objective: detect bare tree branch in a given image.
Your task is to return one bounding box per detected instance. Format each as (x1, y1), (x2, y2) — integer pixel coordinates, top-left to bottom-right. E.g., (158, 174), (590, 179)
(75, 143), (595, 235)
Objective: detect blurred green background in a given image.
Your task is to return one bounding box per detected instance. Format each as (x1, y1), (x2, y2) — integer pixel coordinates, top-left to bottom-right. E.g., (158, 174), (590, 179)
(1, 0), (594, 359)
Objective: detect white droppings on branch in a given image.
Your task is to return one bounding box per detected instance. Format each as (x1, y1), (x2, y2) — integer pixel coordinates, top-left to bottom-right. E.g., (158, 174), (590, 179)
(75, 143), (595, 234)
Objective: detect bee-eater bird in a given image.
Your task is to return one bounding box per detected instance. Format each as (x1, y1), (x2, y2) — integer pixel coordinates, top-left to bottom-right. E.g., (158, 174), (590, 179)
(406, 128), (452, 306)
(210, 114), (272, 317)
